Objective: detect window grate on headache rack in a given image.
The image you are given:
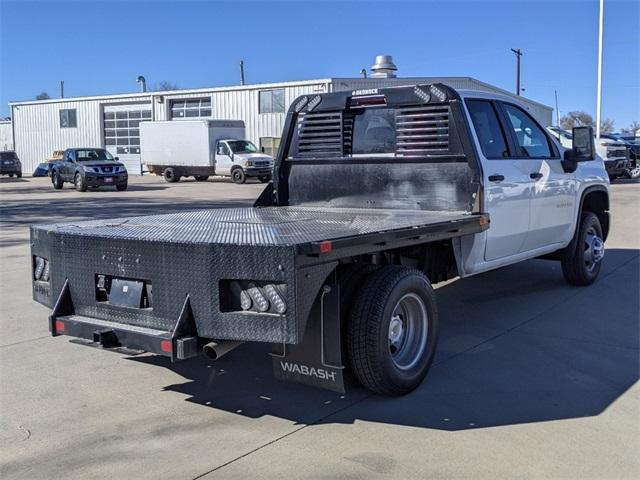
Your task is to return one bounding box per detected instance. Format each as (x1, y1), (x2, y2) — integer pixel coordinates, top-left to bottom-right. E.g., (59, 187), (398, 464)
(395, 105), (450, 156)
(295, 111), (344, 157)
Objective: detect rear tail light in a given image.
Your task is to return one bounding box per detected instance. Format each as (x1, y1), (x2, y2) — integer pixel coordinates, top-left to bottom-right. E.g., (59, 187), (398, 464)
(221, 280), (287, 314)
(33, 256), (49, 282)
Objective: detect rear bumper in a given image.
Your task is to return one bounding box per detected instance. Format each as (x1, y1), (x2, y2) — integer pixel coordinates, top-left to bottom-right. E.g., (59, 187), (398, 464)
(50, 311), (200, 361)
(0, 165), (21, 174)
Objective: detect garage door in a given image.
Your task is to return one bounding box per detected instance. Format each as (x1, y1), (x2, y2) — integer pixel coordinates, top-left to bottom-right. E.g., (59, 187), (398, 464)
(103, 104), (152, 175)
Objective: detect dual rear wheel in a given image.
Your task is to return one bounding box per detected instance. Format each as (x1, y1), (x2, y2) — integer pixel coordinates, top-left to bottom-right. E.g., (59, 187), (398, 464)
(344, 266), (438, 396)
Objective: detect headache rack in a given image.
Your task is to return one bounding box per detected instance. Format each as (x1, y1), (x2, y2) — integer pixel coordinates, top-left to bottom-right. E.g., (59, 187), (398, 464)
(284, 84), (462, 163)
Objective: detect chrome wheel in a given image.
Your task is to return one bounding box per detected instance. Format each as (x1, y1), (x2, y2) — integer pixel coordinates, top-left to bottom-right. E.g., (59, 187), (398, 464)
(388, 293), (429, 370)
(584, 227), (604, 272)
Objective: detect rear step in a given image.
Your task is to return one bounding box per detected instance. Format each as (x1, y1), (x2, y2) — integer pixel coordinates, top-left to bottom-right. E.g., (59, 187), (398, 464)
(49, 280), (201, 362)
(52, 315), (200, 360)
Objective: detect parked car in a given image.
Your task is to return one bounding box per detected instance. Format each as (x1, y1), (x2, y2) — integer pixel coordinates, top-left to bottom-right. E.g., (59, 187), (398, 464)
(0, 151), (22, 178)
(50, 148), (128, 191)
(597, 133), (630, 180)
(609, 134), (640, 179)
(32, 84), (610, 396)
(547, 127), (628, 180)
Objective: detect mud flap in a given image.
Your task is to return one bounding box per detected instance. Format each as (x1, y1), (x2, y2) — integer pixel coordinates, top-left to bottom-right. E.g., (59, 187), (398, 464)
(271, 284), (345, 393)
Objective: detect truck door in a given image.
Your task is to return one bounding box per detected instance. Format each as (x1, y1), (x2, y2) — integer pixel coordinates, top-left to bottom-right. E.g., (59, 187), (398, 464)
(466, 99), (538, 261)
(63, 150), (75, 181)
(215, 141), (233, 176)
(499, 103), (577, 251)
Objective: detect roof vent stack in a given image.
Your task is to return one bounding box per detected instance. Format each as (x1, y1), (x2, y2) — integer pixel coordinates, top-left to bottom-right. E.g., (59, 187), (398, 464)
(370, 55), (398, 78)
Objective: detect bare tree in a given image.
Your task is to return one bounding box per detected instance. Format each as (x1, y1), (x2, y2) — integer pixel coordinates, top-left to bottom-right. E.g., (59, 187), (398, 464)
(599, 118), (615, 135)
(35, 92), (51, 100)
(560, 111), (594, 130)
(559, 111), (614, 134)
(151, 81), (179, 91)
(626, 120), (640, 134)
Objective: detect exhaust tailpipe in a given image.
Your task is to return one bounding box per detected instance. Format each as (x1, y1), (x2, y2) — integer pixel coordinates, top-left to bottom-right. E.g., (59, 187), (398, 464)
(202, 340), (243, 360)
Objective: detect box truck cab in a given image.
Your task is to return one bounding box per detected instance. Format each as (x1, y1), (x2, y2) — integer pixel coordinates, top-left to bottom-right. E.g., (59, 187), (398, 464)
(215, 139), (274, 184)
(141, 120), (274, 184)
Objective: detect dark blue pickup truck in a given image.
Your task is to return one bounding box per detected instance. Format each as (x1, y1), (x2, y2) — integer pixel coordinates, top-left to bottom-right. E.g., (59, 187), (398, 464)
(50, 148), (128, 191)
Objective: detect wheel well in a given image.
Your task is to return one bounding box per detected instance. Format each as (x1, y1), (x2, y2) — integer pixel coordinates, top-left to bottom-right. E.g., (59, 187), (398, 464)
(582, 190), (610, 241)
(343, 240), (457, 284)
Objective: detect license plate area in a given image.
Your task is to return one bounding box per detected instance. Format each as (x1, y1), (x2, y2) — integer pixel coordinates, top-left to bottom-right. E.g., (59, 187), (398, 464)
(95, 274), (152, 309)
(104, 177), (113, 183)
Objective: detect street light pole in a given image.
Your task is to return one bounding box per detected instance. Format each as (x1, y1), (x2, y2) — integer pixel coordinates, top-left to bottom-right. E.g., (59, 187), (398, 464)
(511, 48), (523, 96)
(596, 0), (604, 139)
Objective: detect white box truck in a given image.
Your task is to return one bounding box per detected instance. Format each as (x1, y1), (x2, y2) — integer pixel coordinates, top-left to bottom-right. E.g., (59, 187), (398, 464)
(140, 120), (274, 184)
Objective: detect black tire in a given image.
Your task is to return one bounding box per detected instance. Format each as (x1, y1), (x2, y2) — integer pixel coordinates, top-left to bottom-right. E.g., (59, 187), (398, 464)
(163, 168), (180, 183)
(338, 263), (379, 317)
(74, 172), (87, 192)
(194, 175), (209, 182)
(52, 170), (63, 189)
(16, 171), (22, 178)
(231, 168), (246, 184)
(116, 182), (128, 191)
(8, 173), (14, 178)
(258, 175), (271, 183)
(347, 266), (438, 396)
(561, 211), (604, 286)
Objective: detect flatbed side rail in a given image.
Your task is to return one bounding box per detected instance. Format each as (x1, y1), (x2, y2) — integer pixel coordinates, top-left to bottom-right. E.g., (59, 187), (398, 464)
(298, 213), (489, 256)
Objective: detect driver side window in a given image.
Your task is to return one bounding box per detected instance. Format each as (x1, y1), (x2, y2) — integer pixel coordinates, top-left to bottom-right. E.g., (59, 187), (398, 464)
(217, 143), (230, 156)
(502, 104), (552, 158)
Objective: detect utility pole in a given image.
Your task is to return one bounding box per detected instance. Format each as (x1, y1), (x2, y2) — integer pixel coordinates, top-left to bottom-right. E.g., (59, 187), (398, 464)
(60, 80), (64, 99)
(596, 0), (604, 139)
(239, 60), (245, 86)
(511, 48), (523, 95)
(554, 90), (560, 126)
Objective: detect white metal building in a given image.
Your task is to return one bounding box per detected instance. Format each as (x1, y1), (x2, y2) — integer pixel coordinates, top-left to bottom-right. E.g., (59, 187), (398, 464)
(8, 75), (553, 175)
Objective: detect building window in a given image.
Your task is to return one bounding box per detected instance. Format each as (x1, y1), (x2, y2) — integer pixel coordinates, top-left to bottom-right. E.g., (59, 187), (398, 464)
(259, 89), (285, 114)
(103, 108), (151, 155)
(260, 137), (281, 157)
(59, 109), (77, 128)
(170, 98), (212, 119)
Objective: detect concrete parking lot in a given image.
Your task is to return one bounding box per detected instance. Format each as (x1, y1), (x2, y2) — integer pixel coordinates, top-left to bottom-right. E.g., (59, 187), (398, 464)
(1, 175), (638, 479)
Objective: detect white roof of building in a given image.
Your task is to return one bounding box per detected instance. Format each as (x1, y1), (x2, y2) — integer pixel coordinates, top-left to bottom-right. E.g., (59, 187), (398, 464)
(9, 76), (552, 111)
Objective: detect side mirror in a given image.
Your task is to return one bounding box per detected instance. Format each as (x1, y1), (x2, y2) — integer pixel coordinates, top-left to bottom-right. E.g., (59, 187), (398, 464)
(114, 157), (119, 161)
(261, 146), (265, 153)
(568, 126), (595, 161)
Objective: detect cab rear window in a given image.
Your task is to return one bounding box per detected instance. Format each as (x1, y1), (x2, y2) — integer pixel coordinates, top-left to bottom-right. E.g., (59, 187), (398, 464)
(351, 108), (396, 155)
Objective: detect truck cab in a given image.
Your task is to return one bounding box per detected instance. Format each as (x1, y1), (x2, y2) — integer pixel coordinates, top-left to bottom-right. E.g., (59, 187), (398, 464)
(214, 139), (274, 184)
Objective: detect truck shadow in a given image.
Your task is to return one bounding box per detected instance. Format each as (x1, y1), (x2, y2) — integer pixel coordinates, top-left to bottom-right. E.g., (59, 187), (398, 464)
(130, 248), (639, 431)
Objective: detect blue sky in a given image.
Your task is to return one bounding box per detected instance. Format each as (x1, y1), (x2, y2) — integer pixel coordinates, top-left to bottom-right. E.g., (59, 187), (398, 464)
(1, 0), (638, 129)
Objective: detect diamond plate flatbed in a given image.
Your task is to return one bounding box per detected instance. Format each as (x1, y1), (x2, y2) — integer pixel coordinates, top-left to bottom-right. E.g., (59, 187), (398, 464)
(32, 206), (486, 254)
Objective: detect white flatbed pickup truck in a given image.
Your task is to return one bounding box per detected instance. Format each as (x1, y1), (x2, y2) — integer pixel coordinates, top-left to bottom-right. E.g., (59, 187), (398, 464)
(31, 83), (609, 395)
